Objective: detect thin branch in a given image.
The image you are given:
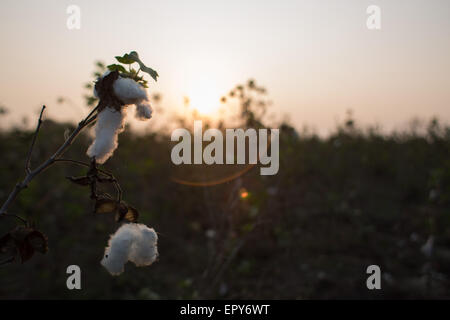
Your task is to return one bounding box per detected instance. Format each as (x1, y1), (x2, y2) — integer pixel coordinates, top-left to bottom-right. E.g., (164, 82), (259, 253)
(0, 104), (99, 216)
(84, 108), (99, 125)
(0, 213), (27, 224)
(209, 238), (245, 292)
(113, 180), (123, 202)
(54, 158), (112, 176)
(25, 106), (46, 174)
(54, 158), (91, 168)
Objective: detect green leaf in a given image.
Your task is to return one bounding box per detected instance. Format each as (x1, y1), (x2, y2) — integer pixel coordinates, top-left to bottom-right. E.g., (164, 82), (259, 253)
(115, 55), (135, 64)
(139, 65), (159, 82)
(107, 64), (127, 73)
(129, 68), (138, 76)
(128, 51), (159, 82)
(112, 51), (159, 83)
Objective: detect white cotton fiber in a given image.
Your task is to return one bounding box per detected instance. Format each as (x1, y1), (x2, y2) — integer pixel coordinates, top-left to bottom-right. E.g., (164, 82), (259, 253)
(128, 225), (158, 266)
(135, 101), (153, 120)
(86, 107), (126, 164)
(101, 227), (136, 275)
(101, 223), (159, 276)
(113, 76), (148, 105)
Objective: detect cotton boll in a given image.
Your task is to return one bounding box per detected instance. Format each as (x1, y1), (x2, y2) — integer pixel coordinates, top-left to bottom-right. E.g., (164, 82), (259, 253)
(101, 226), (136, 276)
(135, 101), (153, 120)
(129, 225), (158, 266)
(101, 223), (159, 276)
(86, 107), (126, 164)
(113, 77), (148, 105)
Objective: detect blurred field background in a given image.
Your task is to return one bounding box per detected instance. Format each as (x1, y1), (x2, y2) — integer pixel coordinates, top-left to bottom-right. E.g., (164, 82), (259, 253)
(1, 74), (450, 299)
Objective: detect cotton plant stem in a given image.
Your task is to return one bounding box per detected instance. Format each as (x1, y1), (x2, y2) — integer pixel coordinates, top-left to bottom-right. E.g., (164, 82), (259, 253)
(25, 106), (46, 174)
(54, 158), (111, 176)
(0, 105), (99, 216)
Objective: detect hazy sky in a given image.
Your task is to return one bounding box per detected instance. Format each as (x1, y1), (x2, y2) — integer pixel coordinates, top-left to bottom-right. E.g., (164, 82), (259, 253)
(0, 0), (449, 134)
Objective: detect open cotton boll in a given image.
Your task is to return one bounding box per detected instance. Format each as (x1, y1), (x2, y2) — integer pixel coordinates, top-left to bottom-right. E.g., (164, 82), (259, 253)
(113, 76), (148, 105)
(86, 107), (126, 164)
(101, 223), (158, 276)
(101, 228), (135, 276)
(129, 224), (158, 266)
(135, 101), (153, 120)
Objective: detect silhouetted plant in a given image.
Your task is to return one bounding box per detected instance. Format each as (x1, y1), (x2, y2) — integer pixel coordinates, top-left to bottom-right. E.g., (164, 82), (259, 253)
(221, 79), (270, 128)
(0, 52), (159, 272)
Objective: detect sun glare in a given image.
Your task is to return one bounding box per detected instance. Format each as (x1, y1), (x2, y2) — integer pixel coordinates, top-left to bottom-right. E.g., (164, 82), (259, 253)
(186, 80), (222, 115)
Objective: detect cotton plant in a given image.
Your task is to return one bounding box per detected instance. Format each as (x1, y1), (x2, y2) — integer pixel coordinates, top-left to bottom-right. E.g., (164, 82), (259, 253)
(0, 51), (159, 275)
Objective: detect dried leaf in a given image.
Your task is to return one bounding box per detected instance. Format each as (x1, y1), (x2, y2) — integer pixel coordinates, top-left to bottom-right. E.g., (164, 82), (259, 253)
(96, 176), (115, 184)
(95, 197), (118, 215)
(114, 202), (128, 222)
(3, 226), (49, 263)
(17, 240), (34, 263)
(124, 206), (139, 223)
(115, 203), (139, 223)
(0, 233), (17, 261)
(27, 230), (48, 254)
(94, 197), (139, 223)
(66, 176), (91, 186)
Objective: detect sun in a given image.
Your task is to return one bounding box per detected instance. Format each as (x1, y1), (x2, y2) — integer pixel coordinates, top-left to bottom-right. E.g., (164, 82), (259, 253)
(186, 79), (222, 115)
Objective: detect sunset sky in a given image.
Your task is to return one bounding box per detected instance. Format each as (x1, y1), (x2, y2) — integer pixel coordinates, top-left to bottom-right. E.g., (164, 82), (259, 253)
(0, 0), (449, 135)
